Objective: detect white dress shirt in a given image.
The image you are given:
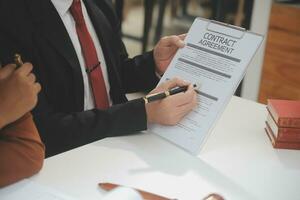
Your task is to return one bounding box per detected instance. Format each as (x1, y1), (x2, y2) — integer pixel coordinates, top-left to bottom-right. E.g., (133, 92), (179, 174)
(51, 0), (112, 110)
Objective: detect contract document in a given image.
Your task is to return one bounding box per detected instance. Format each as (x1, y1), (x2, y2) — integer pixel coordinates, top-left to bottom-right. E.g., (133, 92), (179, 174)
(149, 18), (263, 154)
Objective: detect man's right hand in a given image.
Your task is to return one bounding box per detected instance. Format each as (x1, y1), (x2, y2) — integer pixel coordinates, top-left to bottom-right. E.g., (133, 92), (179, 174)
(145, 78), (198, 125)
(0, 63), (41, 129)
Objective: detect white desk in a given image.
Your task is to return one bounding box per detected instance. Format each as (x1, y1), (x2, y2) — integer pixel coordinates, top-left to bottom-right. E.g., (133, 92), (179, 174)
(30, 96), (300, 200)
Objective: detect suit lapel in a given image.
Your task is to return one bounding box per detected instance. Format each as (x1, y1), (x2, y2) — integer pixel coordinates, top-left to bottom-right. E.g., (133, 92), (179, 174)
(26, 0), (126, 104)
(83, 0), (115, 66)
(26, 0), (84, 109)
(27, 0), (81, 72)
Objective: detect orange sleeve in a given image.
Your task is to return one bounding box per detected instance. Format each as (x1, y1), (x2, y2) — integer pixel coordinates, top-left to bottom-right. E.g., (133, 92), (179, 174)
(0, 113), (45, 187)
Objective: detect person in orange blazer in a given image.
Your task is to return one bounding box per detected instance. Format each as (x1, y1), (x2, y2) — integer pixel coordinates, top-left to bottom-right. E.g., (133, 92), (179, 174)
(0, 63), (44, 187)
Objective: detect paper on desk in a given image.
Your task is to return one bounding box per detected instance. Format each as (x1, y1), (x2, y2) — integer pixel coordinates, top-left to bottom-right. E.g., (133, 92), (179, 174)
(0, 179), (143, 200)
(0, 179), (78, 200)
(149, 17), (263, 154)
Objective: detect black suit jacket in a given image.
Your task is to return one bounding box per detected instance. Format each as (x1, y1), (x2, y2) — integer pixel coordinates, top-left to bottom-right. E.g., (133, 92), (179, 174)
(0, 0), (159, 157)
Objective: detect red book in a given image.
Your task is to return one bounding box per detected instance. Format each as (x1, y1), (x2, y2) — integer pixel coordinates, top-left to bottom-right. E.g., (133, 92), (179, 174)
(267, 99), (300, 128)
(265, 125), (300, 150)
(266, 113), (300, 142)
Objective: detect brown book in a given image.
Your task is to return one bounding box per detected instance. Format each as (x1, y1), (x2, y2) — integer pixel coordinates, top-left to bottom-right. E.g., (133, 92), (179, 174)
(267, 99), (300, 128)
(265, 125), (300, 150)
(266, 114), (300, 142)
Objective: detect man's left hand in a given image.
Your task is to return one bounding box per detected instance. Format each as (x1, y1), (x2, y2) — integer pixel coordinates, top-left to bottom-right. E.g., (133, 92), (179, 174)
(153, 34), (186, 75)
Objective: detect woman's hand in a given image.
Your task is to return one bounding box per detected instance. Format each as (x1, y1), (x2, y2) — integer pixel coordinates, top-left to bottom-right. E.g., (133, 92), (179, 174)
(0, 63), (41, 128)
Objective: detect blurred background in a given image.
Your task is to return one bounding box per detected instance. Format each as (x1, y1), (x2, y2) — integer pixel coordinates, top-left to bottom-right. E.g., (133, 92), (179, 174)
(111, 0), (300, 104)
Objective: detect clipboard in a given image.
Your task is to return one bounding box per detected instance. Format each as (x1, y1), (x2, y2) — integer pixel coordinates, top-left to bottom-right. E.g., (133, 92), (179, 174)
(149, 17), (264, 155)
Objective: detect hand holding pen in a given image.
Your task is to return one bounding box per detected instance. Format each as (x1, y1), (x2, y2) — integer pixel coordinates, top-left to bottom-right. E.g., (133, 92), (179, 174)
(144, 78), (198, 126)
(0, 54), (41, 128)
(143, 83), (199, 104)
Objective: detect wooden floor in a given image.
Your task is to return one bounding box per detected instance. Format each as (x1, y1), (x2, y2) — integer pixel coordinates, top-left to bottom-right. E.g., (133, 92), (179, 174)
(258, 3), (300, 104)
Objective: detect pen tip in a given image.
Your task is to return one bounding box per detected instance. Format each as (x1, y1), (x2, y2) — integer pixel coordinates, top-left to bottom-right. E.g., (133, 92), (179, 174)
(193, 82), (201, 94)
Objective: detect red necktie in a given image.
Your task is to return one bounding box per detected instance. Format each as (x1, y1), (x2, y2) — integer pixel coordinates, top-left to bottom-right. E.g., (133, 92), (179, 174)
(70, 0), (109, 109)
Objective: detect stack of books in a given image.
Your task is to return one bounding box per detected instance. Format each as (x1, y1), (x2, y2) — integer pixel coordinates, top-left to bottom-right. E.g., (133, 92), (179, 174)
(265, 99), (300, 150)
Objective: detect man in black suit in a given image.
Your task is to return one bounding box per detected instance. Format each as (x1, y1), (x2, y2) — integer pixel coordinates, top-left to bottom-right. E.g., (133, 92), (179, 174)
(0, 0), (197, 157)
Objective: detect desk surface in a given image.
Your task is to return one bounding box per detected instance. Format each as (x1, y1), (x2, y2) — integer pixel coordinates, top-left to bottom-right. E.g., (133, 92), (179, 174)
(31, 96), (300, 200)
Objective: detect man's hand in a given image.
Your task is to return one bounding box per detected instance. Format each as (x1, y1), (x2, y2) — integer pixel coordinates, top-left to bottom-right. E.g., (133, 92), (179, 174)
(0, 63), (41, 129)
(145, 78), (197, 125)
(153, 34), (186, 75)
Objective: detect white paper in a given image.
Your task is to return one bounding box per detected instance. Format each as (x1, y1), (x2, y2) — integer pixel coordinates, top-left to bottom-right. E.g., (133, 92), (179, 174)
(0, 179), (143, 200)
(0, 179), (78, 200)
(150, 18), (263, 154)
